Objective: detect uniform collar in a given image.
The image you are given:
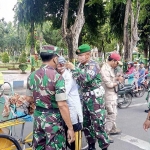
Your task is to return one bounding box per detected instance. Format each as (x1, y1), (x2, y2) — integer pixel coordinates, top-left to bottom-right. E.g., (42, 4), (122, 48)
(106, 62), (112, 69)
(40, 64), (55, 70)
(80, 59), (93, 67)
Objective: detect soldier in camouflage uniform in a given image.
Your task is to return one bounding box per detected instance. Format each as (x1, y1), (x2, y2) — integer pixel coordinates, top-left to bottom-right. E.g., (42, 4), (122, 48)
(26, 45), (75, 150)
(66, 44), (109, 150)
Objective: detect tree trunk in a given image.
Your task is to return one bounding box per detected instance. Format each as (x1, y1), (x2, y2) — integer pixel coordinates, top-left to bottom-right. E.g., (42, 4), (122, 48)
(144, 40), (149, 58)
(30, 21), (35, 72)
(130, 0), (140, 59)
(62, 0), (85, 61)
(30, 21), (35, 55)
(118, 41), (123, 56)
(123, 0), (131, 61)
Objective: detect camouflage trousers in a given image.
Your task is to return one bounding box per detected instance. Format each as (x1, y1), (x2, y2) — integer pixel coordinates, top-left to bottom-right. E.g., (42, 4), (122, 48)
(82, 94), (110, 149)
(33, 110), (66, 150)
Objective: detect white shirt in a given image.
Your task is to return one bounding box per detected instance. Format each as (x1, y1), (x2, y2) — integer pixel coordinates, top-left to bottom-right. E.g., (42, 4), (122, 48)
(62, 69), (83, 124)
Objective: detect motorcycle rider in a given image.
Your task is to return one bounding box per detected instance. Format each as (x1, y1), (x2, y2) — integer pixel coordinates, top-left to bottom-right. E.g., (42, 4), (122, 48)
(126, 62), (135, 85)
(138, 62), (145, 90)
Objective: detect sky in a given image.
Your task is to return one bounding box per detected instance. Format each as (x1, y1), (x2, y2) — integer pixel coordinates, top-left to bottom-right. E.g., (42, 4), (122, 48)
(0, 0), (17, 22)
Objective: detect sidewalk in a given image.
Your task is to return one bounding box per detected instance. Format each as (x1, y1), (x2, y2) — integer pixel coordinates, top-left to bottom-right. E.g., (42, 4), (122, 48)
(2, 70), (30, 90)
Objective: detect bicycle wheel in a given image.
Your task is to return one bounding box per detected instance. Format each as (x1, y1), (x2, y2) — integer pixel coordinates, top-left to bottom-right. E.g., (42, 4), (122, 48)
(0, 134), (22, 150)
(118, 93), (132, 109)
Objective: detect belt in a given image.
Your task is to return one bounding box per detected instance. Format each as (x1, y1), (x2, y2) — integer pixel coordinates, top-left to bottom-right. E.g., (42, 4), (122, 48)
(36, 106), (59, 113)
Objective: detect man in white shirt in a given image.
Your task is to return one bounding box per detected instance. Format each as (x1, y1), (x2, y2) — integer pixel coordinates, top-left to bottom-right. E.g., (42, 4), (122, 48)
(57, 56), (83, 150)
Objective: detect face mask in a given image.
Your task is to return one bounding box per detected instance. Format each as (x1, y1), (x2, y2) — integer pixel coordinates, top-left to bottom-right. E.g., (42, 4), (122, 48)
(78, 55), (86, 63)
(57, 66), (66, 73)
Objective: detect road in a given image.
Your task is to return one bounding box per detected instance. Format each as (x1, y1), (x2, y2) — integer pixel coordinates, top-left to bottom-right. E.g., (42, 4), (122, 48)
(7, 89), (150, 150)
(97, 93), (150, 150)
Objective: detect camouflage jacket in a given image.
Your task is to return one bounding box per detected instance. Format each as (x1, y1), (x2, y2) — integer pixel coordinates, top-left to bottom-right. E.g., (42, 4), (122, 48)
(26, 64), (67, 109)
(71, 60), (101, 92)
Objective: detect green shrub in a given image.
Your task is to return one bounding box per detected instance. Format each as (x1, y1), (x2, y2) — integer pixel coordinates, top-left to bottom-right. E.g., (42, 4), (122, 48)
(19, 63), (28, 73)
(15, 56), (19, 62)
(2, 52), (9, 63)
(19, 51), (27, 63)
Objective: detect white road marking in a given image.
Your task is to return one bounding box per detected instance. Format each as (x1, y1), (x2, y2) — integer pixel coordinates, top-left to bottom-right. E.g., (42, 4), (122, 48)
(129, 102), (147, 108)
(115, 134), (150, 150)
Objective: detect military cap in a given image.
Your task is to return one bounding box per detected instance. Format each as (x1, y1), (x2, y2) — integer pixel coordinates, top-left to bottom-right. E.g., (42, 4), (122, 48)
(40, 45), (59, 56)
(110, 52), (123, 65)
(76, 44), (91, 55)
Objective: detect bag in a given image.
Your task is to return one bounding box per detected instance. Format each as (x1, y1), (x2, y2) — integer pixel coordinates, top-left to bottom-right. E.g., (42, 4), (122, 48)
(93, 86), (105, 98)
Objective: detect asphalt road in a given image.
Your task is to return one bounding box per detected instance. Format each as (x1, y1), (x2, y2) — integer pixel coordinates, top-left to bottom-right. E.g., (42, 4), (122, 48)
(99, 93), (150, 150)
(5, 89), (150, 150)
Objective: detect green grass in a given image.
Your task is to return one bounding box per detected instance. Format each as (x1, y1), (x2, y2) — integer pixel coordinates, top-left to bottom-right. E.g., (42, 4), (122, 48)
(0, 60), (42, 72)
(0, 68), (8, 71)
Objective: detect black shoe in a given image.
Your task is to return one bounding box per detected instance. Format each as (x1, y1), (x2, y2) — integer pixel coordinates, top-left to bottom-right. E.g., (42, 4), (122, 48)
(108, 136), (114, 143)
(102, 148), (108, 150)
(145, 110), (149, 113)
(88, 143), (96, 150)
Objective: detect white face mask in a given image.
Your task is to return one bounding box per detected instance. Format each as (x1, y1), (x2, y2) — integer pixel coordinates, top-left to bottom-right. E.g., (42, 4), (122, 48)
(78, 55), (86, 63)
(57, 66), (66, 73)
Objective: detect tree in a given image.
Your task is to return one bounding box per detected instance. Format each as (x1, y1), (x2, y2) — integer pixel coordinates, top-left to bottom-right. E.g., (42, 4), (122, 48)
(123, 0), (140, 61)
(0, 20), (27, 58)
(2, 52), (9, 64)
(61, 0), (85, 61)
(14, 0), (46, 71)
(42, 22), (66, 49)
(138, 0), (150, 59)
(43, 0), (106, 60)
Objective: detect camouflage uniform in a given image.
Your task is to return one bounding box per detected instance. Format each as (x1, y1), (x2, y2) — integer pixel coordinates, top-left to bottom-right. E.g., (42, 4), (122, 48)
(26, 64), (67, 150)
(71, 60), (109, 149)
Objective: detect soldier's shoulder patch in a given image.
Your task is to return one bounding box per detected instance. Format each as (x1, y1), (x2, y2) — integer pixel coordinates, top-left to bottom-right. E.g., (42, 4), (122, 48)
(89, 65), (95, 70)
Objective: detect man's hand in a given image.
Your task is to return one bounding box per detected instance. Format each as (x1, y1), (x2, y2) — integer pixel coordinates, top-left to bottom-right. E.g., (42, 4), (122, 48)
(116, 76), (124, 83)
(67, 128), (75, 144)
(143, 119), (150, 131)
(66, 62), (75, 70)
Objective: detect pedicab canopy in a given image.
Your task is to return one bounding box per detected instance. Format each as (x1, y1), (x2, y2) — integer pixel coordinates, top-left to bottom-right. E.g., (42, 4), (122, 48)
(0, 72), (4, 85)
(40, 45), (60, 56)
(76, 44), (91, 55)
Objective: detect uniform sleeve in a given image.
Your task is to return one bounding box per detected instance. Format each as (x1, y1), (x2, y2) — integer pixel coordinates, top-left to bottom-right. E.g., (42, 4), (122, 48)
(71, 64), (99, 84)
(26, 76), (33, 96)
(101, 69), (114, 88)
(55, 74), (67, 101)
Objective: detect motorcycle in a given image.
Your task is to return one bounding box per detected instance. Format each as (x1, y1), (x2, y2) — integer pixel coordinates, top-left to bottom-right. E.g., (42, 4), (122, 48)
(141, 74), (150, 90)
(124, 75), (145, 98)
(115, 83), (133, 109)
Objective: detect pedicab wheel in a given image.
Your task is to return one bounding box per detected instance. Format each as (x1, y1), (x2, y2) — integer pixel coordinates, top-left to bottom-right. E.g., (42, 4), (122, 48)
(0, 84), (4, 97)
(118, 93), (132, 109)
(135, 84), (145, 98)
(0, 134), (22, 150)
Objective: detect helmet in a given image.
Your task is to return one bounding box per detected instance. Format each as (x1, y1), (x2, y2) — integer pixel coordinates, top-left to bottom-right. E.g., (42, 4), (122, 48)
(127, 61), (134, 67)
(127, 61), (133, 65)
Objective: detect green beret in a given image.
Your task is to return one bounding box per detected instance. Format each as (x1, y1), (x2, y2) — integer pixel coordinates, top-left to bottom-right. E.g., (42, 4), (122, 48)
(40, 45), (59, 56)
(76, 44), (91, 55)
